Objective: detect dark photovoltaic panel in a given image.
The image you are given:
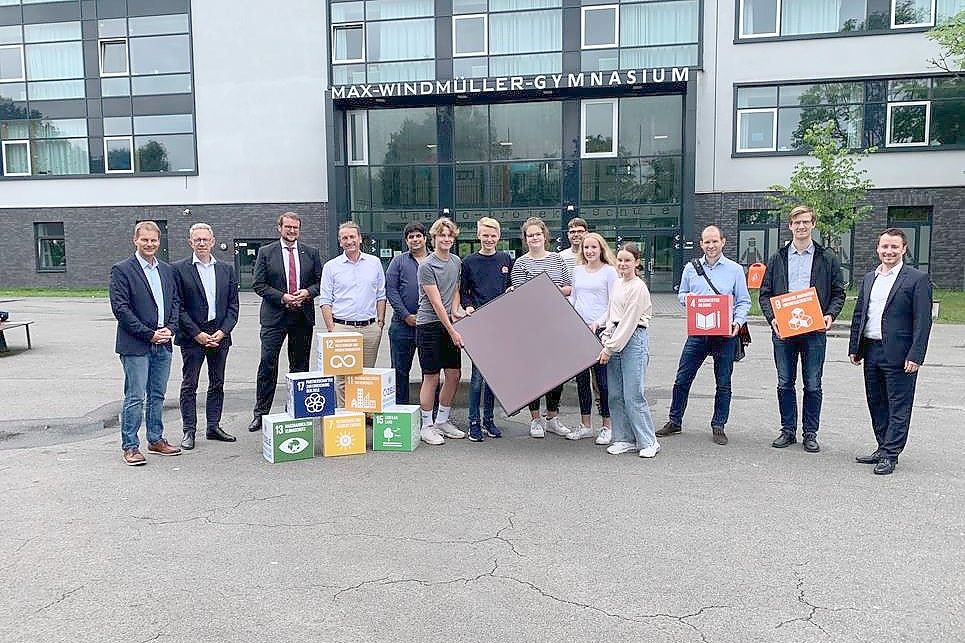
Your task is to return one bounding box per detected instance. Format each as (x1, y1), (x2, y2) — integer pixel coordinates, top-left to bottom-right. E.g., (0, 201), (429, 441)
(456, 272), (603, 415)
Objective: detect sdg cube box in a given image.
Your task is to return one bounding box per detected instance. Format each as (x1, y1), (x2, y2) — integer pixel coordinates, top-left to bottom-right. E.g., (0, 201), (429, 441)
(316, 332), (364, 376)
(372, 404), (421, 452)
(322, 411), (366, 457)
(262, 414), (315, 463)
(344, 368), (396, 413)
(285, 371), (336, 418)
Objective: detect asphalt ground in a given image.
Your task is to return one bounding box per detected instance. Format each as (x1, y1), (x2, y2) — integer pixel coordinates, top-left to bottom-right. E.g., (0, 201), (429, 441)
(1, 295), (963, 642)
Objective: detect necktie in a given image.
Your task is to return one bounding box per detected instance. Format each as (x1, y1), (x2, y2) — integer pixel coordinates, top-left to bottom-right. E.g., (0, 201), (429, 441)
(286, 246), (298, 294)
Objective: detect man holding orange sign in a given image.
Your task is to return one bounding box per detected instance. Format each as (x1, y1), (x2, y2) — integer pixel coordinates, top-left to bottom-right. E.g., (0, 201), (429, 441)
(759, 206), (846, 453)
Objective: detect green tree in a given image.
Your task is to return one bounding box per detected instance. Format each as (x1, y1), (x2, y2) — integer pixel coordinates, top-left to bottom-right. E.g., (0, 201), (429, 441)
(927, 9), (965, 73)
(767, 120), (875, 254)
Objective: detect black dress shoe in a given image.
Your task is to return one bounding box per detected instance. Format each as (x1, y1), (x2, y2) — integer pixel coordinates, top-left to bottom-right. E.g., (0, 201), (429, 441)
(180, 433), (195, 450)
(247, 416), (263, 432)
(656, 421), (681, 437)
(206, 426), (236, 442)
(711, 425), (728, 445)
(771, 432), (796, 448)
(855, 450), (881, 464)
(873, 458), (896, 475)
(802, 433), (820, 453)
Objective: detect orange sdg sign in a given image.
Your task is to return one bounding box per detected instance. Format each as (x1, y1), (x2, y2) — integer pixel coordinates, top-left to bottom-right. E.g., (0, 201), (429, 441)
(686, 294), (733, 336)
(770, 287), (825, 339)
(316, 332), (363, 376)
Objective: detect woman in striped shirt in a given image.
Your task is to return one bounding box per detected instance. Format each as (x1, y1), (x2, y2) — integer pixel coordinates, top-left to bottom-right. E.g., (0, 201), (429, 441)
(510, 216), (573, 439)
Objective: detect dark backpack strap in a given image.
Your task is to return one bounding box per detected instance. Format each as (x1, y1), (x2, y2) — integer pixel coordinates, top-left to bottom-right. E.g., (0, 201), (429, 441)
(691, 258), (721, 295)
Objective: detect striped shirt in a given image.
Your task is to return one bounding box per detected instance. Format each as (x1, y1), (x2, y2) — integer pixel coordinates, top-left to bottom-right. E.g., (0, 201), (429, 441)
(510, 252), (572, 289)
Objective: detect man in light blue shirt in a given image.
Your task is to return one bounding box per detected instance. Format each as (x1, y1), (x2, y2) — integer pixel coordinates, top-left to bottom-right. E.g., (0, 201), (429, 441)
(660, 225), (751, 445)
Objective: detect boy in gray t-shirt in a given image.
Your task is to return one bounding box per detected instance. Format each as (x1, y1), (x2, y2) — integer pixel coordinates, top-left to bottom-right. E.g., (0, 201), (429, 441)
(416, 217), (466, 446)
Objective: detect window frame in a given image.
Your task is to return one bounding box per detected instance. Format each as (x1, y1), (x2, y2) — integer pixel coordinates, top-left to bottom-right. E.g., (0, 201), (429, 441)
(736, 107), (778, 152)
(2, 139), (31, 176)
(890, 0), (936, 28)
(104, 135), (134, 174)
(453, 14), (488, 57)
(98, 37), (129, 77)
(332, 23), (366, 64)
(885, 100), (930, 148)
(0, 43), (26, 82)
(738, 0), (780, 39)
(347, 110), (368, 166)
(580, 98), (619, 159)
(34, 222), (66, 273)
(581, 5), (619, 50)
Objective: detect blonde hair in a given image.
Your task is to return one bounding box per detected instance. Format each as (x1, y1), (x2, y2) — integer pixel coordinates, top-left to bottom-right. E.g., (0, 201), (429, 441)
(429, 216), (459, 238)
(577, 232), (616, 266)
(476, 217), (500, 233)
(788, 205), (816, 224)
(133, 220), (160, 238)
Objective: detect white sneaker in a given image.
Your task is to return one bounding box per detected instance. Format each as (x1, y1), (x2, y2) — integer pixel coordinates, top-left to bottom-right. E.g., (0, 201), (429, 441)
(529, 418), (545, 438)
(595, 427), (612, 445)
(420, 426), (444, 445)
(435, 421), (466, 439)
(639, 441), (662, 458)
(545, 416), (570, 436)
(565, 425), (595, 440)
(606, 441), (637, 455)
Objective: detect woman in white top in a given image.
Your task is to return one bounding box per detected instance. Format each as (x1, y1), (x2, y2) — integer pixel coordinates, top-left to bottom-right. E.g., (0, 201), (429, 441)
(566, 233), (617, 444)
(598, 242), (660, 458)
(510, 216), (573, 439)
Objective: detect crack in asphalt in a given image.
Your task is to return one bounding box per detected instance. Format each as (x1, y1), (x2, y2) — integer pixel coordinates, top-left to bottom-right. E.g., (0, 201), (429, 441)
(775, 565), (858, 635)
(136, 634), (162, 643)
(635, 605), (731, 643)
(34, 584), (85, 614)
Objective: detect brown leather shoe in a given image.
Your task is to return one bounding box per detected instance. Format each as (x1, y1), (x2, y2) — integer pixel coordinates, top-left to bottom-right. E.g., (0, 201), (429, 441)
(656, 421), (681, 437)
(711, 426), (728, 445)
(123, 448), (146, 466)
(148, 439), (182, 456)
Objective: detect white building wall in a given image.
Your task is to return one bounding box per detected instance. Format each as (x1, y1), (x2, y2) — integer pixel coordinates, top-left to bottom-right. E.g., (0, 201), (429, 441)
(1, 0), (329, 208)
(696, 0), (965, 194)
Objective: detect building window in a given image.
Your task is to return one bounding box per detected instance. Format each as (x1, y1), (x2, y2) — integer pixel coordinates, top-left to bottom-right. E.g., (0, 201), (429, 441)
(581, 99), (618, 158)
(0, 44), (25, 82)
(2, 139), (30, 176)
(454, 14), (488, 56)
(736, 108), (777, 152)
(35, 222), (66, 272)
(737, 209), (779, 268)
(739, 0), (779, 37)
(105, 136), (134, 173)
(888, 206), (931, 272)
(333, 24), (365, 63)
(99, 38), (128, 76)
(582, 5), (618, 49)
(367, 18), (434, 62)
(891, 0), (935, 28)
(887, 101), (930, 146)
(347, 110), (368, 165)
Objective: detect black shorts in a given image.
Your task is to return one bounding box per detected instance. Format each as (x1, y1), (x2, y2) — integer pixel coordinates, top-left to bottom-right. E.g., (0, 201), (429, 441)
(416, 321), (461, 374)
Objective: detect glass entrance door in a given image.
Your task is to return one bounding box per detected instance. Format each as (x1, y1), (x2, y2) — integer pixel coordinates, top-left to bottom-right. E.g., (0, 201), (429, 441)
(602, 228), (679, 292)
(234, 238), (275, 290)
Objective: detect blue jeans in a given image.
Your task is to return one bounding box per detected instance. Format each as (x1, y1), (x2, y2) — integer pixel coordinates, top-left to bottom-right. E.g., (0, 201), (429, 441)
(669, 335), (737, 428)
(772, 331), (826, 435)
(607, 328), (657, 448)
(119, 345), (172, 451)
(468, 363), (495, 425)
(389, 321), (416, 405)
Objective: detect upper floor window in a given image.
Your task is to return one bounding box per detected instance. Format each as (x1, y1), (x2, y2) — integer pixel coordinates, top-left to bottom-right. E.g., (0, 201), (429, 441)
(582, 5), (618, 49)
(333, 24), (365, 62)
(738, 0), (943, 39)
(0, 44), (25, 81)
(581, 99), (618, 157)
(892, 0), (935, 28)
(453, 14), (487, 56)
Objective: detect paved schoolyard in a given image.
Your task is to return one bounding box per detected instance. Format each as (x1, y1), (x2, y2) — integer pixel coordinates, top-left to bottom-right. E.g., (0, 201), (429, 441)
(1, 295), (963, 642)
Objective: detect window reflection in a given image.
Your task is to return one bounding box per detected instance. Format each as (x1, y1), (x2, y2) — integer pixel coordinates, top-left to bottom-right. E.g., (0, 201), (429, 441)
(130, 35), (191, 75)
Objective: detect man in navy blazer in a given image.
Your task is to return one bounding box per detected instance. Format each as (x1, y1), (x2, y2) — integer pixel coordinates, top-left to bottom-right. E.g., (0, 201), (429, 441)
(247, 212), (323, 431)
(173, 223), (240, 450)
(109, 221), (182, 465)
(849, 228), (933, 475)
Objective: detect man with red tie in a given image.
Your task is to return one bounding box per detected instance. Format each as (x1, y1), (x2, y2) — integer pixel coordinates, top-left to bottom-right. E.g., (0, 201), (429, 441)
(247, 212), (323, 432)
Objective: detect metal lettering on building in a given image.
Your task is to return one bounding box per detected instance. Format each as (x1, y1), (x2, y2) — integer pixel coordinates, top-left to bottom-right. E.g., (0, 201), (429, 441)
(330, 68), (690, 100)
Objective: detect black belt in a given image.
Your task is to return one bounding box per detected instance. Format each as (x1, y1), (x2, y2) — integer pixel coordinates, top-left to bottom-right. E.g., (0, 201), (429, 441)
(334, 317), (375, 327)
(865, 338), (883, 344)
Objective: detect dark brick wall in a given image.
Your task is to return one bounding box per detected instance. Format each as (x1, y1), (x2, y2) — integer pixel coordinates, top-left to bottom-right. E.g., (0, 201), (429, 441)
(694, 187), (965, 290)
(0, 202), (329, 288)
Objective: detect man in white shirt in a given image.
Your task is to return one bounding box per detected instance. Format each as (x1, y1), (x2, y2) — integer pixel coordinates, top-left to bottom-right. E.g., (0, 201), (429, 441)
(848, 228), (933, 476)
(558, 217), (587, 271)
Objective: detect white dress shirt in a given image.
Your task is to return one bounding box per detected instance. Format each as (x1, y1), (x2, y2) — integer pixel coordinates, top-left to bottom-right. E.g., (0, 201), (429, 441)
(320, 252), (387, 321)
(863, 261), (903, 340)
(136, 252), (164, 327)
(193, 253), (217, 322)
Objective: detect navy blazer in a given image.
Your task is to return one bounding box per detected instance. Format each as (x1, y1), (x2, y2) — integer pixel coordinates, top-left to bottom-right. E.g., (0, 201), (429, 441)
(109, 254), (181, 355)
(252, 240), (323, 328)
(849, 264), (933, 366)
(172, 256), (240, 347)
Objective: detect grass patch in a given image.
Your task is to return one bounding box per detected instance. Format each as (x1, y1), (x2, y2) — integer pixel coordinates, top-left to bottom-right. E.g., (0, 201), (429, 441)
(748, 288), (965, 323)
(0, 288), (108, 298)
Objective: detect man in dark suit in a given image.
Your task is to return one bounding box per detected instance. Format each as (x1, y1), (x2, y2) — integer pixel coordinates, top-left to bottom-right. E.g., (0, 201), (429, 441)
(109, 220), (182, 465)
(173, 223), (240, 450)
(849, 228), (933, 475)
(247, 212), (323, 431)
